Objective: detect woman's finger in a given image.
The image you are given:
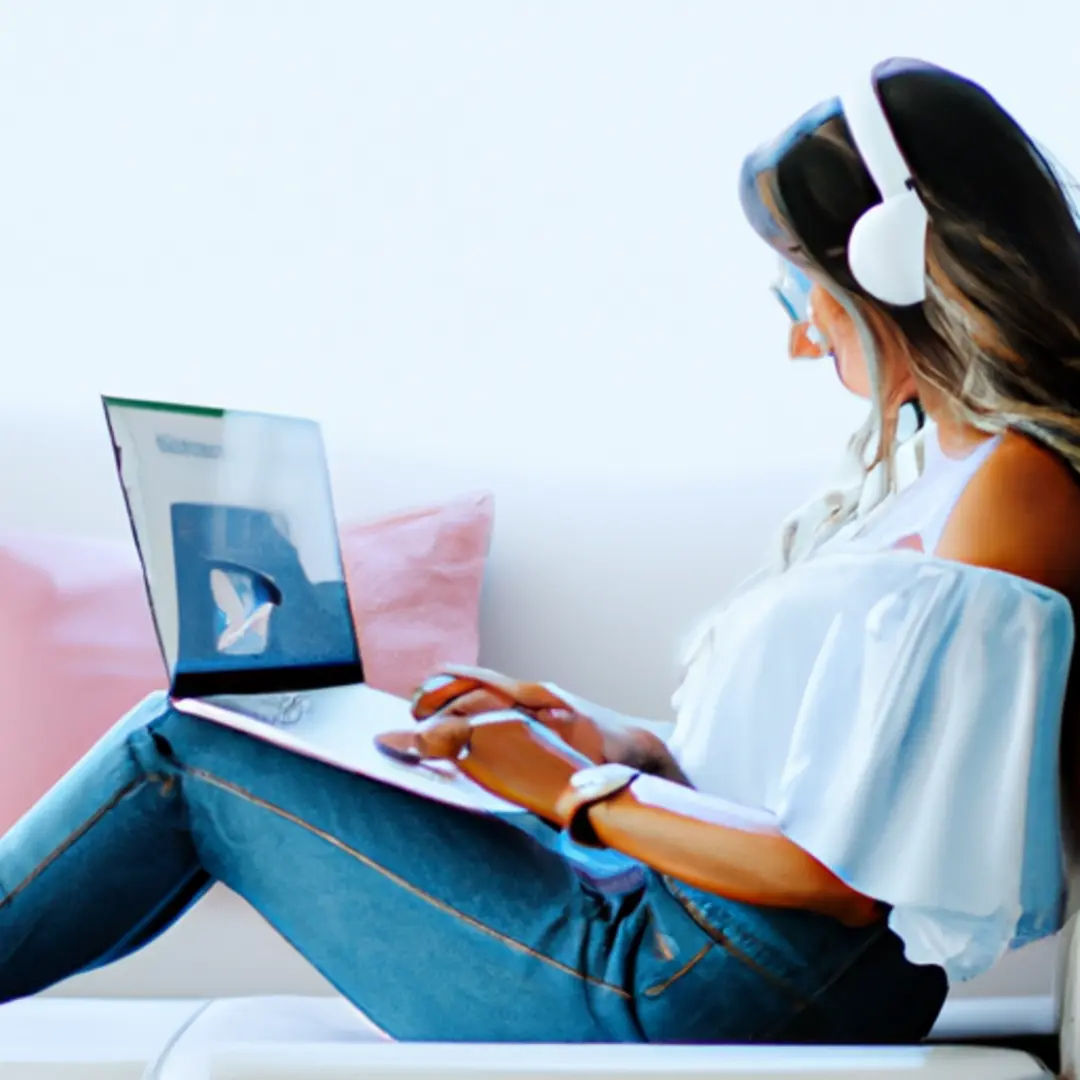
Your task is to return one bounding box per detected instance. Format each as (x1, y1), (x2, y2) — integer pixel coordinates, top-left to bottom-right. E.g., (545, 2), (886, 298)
(415, 665), (573, 717)
(410, 672), (489, 719)
(374, 729), (426, 763)
(432, 687), (512, 718)
(442, 665), (571, 711)
(375, 714), (473, 763)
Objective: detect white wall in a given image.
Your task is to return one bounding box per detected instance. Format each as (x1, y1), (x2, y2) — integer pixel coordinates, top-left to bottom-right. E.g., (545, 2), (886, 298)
(2, 0), (1076, 483)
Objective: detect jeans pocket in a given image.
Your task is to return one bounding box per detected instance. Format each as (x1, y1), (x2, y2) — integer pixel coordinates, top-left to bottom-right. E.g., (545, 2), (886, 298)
(643, 877), (913, 1044)
(631, 876), (811, 1043)
(658, 877), (817, 1004)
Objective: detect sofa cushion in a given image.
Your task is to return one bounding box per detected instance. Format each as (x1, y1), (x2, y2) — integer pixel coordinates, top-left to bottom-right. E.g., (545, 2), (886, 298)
(340, 490), (494, 699)
(181, 1044), (1051, 1080)
(0, 531), (166, 835)
(0, 997), (203, 1080)
(0, 998), (1050, 1080)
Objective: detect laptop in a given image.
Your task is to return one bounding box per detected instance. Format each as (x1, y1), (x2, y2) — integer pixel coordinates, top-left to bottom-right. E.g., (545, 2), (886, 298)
(102, 395), (516, 813)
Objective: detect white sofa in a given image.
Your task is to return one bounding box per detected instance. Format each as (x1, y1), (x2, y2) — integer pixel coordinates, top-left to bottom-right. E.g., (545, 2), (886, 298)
(0, 402), (1067, 1077)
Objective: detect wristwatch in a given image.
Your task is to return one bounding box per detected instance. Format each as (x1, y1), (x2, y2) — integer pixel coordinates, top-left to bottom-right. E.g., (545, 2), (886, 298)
(555, 763), (640, 847)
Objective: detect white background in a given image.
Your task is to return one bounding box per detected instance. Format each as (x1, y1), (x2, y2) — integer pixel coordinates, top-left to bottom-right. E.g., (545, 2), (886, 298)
(1, 0), (1076, 480)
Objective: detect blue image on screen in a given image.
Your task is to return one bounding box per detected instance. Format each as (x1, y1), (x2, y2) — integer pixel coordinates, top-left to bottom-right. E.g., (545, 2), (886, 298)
(171, 502), (358, 678)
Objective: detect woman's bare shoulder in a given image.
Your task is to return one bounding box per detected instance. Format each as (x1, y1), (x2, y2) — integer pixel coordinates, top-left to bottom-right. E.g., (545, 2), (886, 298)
(936, 431), (1080, 601)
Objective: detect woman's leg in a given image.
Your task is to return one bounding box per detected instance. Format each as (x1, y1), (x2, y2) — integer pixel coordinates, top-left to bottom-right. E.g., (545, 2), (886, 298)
(0, 695), (947, 1043)
(144, 705), (651, 1041)
(128, 706), (950, 1044)
(0, 693), (211, 999)
(0, 696), (654, 1040)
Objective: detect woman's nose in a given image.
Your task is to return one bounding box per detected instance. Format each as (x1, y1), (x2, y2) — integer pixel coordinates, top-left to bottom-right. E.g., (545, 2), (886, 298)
(789, 321), (829, 361)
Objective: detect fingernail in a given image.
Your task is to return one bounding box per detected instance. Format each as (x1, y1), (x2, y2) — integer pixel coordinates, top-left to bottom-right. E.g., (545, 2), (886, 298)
(412, 673), (457, 704)
(375, 732), (422, 764)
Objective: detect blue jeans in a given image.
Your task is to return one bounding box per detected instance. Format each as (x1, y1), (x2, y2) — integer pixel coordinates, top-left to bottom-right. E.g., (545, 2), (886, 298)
(0, 694), (947, 1043)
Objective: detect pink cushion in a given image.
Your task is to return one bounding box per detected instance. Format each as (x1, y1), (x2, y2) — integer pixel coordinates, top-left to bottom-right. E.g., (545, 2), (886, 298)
(0, 494), (494, 833)
(0, 533), (166, 834)
(340, 491), (494, 699)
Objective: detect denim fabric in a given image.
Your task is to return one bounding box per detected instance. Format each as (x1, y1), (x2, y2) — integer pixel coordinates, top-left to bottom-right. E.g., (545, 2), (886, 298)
(0, 694), (947, 1043)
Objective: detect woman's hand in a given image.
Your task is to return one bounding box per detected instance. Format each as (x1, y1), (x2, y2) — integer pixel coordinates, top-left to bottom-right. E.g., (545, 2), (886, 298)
(410, 666), (689, 783)
(375, 707), (882, 928)
(376, 709), (592, 821)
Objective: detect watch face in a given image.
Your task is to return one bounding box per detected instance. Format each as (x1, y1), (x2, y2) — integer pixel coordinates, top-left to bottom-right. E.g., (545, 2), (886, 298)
(571, 763), (636, 796)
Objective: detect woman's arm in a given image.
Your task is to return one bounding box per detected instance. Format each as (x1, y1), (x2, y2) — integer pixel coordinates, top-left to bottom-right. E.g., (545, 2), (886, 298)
(378, 712), (879, 927)
(936, 431), (1080, 596)
(586, 775), (880, 927)
(547, 686), (693, 784)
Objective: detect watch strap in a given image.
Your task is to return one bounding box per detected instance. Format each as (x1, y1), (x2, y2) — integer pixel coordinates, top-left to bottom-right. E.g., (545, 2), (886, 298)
(555, 763), (640, 847)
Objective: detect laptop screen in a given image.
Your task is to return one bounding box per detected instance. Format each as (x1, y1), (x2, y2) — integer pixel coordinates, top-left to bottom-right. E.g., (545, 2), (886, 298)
(103, 396), (364, 698)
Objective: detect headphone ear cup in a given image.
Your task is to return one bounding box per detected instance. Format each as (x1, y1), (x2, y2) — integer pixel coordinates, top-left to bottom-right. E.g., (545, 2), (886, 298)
(847, 191), (929, 306)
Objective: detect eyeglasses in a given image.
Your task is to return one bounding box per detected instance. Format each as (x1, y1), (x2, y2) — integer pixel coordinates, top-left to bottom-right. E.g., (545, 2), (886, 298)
(770, 259), (830, 361)
(771, 260), (812, 322)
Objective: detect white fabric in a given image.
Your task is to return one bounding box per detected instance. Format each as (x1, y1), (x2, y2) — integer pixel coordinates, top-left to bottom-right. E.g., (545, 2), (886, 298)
(669, 549), (1073, 982)
(775, 417), (926, 569)
(831, 427), (1001, 555)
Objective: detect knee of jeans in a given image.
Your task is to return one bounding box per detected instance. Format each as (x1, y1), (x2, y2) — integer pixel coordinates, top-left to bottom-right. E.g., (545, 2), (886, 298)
(116, 690), (172, 735)
(121, 694), (188, 785)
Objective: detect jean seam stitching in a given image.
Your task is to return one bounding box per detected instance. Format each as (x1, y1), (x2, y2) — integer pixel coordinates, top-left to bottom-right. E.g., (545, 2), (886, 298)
(759, 921), (891, 1041)
(183, 764), (631, 1000)
(641, 942), (712, 998)
(0, 777), (149, 911)
(662, 877), (813, 1008)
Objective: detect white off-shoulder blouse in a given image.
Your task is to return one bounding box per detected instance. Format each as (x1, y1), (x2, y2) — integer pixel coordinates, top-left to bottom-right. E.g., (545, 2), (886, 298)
(668, 546), (1073, 982)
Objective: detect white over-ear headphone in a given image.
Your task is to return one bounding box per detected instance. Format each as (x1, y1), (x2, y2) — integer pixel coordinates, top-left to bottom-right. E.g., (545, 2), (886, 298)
(840, 74), (929, 306)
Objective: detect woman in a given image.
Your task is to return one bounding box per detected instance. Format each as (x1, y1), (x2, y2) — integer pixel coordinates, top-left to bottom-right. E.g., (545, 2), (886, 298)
(3, 58), (1079, 1044)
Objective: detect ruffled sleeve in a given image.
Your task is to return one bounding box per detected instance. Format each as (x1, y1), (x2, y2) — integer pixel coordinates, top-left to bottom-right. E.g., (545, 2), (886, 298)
(771, 555), (1073, 980)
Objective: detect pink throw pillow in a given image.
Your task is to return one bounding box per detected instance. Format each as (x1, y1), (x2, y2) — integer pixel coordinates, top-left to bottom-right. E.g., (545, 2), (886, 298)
(0, 493), (494, 833)
(0, 532), (166, 835)
(340, 491), (495, 699)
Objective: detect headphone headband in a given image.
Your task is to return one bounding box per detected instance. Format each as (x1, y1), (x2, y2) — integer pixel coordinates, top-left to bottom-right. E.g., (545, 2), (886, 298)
(839, 71), (929, 306)
(840, 77), (914, 200)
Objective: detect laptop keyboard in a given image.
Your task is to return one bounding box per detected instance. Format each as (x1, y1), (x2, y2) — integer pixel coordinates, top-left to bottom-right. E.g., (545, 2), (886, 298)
(207, 692), (313, 727)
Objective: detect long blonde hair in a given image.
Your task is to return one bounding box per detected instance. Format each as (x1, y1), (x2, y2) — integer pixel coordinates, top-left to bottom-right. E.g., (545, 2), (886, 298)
(769, 70), (1080, 566)
(775, 287), (916, 568)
